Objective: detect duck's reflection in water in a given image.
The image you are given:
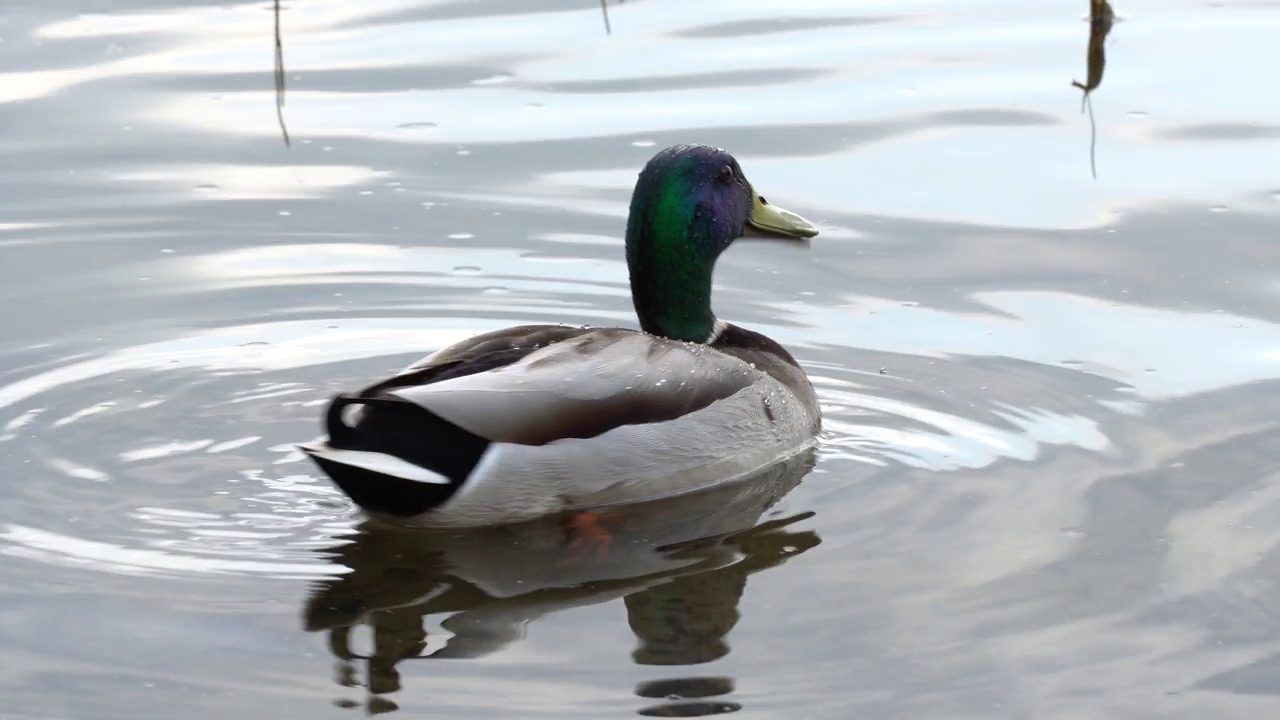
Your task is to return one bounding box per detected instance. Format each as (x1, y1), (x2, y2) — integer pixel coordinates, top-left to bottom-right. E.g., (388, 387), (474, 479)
(304, 450), (822, 716)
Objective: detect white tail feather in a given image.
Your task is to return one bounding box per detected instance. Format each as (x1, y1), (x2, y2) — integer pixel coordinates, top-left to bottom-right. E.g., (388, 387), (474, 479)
(301, 445), (449, 485)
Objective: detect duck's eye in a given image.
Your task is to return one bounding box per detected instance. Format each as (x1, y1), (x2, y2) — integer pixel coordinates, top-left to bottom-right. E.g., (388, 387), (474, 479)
(759, 195), (769, 205)
(716, 165), (735, 184)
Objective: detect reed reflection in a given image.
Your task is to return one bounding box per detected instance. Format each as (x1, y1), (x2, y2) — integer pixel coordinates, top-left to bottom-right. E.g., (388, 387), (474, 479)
(1073, 0), (1117, 179)
(303, 451), (821, 716)
(274, 0), (290, 147)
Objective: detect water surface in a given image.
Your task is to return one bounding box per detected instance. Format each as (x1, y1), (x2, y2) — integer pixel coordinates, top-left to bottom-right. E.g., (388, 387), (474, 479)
(3, 0), (1280, 717)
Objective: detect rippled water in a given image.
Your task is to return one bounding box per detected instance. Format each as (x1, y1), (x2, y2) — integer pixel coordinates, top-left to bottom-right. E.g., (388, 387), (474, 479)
(3, 0), (1280, 717)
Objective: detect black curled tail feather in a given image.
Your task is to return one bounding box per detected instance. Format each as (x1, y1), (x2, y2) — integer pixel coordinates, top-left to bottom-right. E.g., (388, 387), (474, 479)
(325, 394), (366, 449)
(306, 393), (492, 518)
(324, 393), (490, 481)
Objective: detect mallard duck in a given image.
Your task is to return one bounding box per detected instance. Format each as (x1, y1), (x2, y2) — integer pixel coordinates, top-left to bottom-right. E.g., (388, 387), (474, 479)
(300, 144), (821, 528)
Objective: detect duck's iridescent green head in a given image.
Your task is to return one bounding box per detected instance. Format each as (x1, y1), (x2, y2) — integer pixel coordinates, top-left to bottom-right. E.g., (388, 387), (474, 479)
(625, 144), (818, 342)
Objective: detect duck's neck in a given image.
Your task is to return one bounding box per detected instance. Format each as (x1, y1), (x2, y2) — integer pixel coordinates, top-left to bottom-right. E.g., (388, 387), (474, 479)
(625, 203), (719, 343)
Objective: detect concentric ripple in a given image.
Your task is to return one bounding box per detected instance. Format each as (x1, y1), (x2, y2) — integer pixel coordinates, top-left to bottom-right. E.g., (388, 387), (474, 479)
(0, 304), (1123, 583)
